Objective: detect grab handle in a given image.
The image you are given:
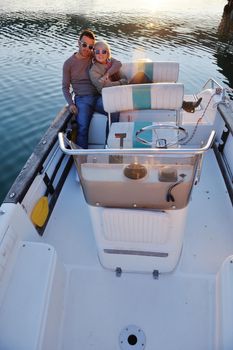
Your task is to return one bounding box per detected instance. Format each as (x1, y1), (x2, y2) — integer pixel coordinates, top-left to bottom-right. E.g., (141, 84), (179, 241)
(58, 130), (216, 156)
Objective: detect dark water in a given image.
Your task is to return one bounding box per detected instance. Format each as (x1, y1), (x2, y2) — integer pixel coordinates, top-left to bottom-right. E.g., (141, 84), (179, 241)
(0, 0), (233, 203)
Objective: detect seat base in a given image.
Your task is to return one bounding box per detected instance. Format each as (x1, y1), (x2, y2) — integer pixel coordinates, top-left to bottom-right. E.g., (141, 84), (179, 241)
(88, 206), (188, 273)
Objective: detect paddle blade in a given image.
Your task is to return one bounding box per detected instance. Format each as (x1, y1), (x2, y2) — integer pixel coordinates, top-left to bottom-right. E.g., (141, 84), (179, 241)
(31, 196), (49, 227)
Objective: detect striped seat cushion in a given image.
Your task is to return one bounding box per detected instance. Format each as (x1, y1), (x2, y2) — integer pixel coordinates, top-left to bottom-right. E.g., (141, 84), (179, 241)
(102, 83), (184, 113)
(121, 61), (179, 83)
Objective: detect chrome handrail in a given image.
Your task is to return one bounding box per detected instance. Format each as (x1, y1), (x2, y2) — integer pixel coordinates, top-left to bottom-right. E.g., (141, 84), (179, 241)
(58, 130), (216, 156)
(202, 77), (223, 90)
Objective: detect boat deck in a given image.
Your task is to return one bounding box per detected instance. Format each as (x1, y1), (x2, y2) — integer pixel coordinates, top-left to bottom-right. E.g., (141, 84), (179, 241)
(42, 149), (233, 350)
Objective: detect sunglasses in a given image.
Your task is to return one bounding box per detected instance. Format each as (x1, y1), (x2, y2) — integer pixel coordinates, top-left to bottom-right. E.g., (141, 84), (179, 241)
(79, 41), (94, 50)
(95, 49), (108, 55)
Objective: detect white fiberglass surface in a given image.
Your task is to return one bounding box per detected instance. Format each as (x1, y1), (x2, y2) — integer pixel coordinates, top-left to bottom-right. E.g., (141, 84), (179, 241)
(44, 168), (99, 267)
(43, 150), (233, 350)
(61, 268), (215, 350)
(179, 151), (233, 275)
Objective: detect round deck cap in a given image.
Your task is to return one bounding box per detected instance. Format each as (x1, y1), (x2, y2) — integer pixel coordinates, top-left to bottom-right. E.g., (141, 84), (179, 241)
(119, 325), (146, 350)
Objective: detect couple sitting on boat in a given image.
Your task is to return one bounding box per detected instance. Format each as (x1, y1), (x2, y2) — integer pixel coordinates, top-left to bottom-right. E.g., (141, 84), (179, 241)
(62, 28), (201, 149)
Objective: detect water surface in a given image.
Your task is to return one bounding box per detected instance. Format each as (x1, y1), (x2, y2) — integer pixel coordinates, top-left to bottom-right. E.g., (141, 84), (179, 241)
(0, 0), (233, 202)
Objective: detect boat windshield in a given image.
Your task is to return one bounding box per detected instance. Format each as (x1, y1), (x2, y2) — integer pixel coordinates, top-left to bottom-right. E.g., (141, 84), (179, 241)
(74, 152), (200, 210)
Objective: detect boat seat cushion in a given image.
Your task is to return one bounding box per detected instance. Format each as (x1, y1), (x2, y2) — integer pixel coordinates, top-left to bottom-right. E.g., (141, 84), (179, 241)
(120, 61), (179, 83)
(88, 112), (106, 146)
(102, 83), (184, 113)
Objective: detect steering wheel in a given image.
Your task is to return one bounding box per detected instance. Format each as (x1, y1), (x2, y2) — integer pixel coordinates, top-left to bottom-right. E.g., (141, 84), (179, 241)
(135, 123), (188, 148)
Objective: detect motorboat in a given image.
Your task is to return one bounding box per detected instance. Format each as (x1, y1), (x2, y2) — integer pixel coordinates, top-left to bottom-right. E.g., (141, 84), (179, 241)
(0, 61), (233, 350)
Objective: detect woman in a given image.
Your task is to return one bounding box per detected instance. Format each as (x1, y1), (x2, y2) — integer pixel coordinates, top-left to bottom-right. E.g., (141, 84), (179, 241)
(89, 40), (128, 93)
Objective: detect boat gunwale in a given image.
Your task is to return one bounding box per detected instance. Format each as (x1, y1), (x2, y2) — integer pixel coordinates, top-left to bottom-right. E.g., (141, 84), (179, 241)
(217, 103), (233, 136)
(3, 107), (71, 205)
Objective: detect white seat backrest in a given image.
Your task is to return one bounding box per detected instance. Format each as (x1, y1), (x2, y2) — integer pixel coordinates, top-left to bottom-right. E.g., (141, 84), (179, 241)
(102, 83), (184, 114)
(121, 61), (179, 83)
(151, 83), (184, 109)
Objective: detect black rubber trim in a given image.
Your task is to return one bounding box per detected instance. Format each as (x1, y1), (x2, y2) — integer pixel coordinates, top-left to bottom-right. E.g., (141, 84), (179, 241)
(213, 142), (233, 206)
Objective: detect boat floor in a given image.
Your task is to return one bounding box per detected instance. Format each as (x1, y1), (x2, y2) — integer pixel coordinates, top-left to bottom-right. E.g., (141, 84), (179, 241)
(42, 150), (233, 350)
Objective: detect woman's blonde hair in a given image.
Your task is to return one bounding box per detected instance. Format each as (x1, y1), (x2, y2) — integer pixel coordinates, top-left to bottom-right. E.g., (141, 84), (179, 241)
(94, 40), (111, 59)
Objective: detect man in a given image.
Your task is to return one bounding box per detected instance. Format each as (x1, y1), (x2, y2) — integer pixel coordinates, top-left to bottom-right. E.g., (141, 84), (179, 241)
(62, 29), (121, 148)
